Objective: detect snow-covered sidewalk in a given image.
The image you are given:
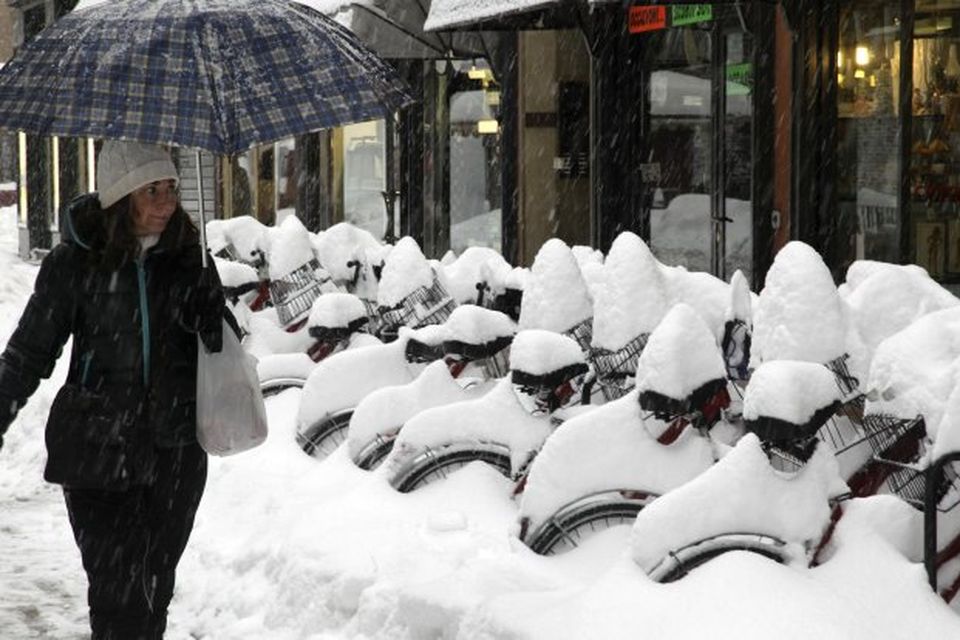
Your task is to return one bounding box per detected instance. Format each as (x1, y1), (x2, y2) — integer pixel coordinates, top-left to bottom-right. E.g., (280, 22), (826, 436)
(3, 204), (960, 639)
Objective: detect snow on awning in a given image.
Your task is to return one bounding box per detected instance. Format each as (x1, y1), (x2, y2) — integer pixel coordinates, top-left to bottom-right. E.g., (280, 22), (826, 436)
(425, 0), (612, 32)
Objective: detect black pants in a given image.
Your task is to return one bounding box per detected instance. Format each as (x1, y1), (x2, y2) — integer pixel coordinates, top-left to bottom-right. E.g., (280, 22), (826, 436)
(63, 444), (207, 640)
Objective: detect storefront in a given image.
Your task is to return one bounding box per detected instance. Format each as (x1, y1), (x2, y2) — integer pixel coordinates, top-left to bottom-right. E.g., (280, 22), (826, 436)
(20, 1), (960, 292)
(427, 1), (782, 281)
(425, 1), (960, 289)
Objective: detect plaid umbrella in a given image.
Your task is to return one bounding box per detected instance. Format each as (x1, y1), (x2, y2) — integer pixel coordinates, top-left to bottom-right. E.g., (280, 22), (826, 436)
(0, 0), (412, 155)
(0, 0), (414, 257)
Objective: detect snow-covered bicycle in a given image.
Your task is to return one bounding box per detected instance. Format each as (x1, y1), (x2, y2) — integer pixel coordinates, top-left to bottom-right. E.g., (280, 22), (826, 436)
(518, 303), (735, 555)
(347, 304), (516, 470)
(383, 329), (591, 493)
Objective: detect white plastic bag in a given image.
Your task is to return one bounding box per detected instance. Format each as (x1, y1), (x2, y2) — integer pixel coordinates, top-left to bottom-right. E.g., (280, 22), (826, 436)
(196, 319), (268, 455)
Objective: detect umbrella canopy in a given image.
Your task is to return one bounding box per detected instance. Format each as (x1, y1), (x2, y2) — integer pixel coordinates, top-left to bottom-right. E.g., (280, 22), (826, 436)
(0, 0), (414, 155)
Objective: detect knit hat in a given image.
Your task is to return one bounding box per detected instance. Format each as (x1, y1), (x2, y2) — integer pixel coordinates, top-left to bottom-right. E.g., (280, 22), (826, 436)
(96, 140), (179, 209)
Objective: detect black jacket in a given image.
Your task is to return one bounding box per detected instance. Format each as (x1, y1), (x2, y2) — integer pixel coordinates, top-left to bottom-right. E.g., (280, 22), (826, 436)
(0, 194), (224, 489)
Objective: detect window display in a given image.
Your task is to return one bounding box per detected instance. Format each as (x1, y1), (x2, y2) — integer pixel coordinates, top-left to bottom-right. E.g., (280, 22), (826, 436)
(836, 1), (902, 272)
(909, 3), (960, 281)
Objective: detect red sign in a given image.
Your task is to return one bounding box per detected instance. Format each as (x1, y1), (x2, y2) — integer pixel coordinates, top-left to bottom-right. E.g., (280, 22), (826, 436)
(629, 5), (667, 33)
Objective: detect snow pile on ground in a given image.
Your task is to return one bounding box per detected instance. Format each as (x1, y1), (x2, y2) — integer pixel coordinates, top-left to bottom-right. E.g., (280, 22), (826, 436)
(519, 389), (715, 531)
(591, 232), (668, 351)
(842, 260), (958, 367)
(268, 215), (318, 280)
(346, 360), (493, 461)
(519, 239), (593, 333)
(509, 329), (584, 376)
(754, 241), (848, 365)
(635, 303), (726, 401)
(866, 306), (960, 439)
(384, 379), (556, 478)
(743, 361), (841, 424)
(377, 237), (435, 307)
(630, 433), (843, 572)
(307, 292), (368, 330)
(443, 246), (511, 304)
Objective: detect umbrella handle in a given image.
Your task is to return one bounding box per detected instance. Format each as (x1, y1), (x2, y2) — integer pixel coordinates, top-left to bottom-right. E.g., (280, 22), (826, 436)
(195, 149), (208, 268)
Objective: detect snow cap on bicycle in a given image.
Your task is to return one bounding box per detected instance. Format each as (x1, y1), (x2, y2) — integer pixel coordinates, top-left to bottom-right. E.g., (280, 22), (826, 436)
(510, 330), (590, 416)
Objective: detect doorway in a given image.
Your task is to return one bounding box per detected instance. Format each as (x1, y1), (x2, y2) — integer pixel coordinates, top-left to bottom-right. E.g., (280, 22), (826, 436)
(641, 6), (755, 282)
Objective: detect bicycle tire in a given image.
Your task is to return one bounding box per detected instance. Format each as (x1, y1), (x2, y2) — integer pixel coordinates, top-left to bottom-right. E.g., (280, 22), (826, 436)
(260, 376), (306, 398)
(647, 533), (789, 583)
(296, 408), (354, 458)
(524, 491), (658, 556)
(353, 432), (398, 471)
(390, 442), (512, 493)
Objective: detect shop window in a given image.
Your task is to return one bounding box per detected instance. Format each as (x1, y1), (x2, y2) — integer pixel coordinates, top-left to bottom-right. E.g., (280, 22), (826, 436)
(275, 138), (297, 220)
(647, 25), (716, 274)
(909, 1), (960, 281)
(220, 139), (296, 225)
(449, 60), (503, 254)
(836, 1), (902, 272)
(342, 119), (387, 237)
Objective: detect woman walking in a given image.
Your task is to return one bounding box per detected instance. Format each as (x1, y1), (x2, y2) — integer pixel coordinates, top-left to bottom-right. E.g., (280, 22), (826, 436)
(0, 140), (225, 639)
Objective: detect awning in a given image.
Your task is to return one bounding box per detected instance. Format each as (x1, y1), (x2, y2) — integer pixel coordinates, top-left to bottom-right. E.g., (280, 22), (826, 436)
(343, 1), (487, 59)
(425, 0), (779, 32)
(425, 0), (608, 32)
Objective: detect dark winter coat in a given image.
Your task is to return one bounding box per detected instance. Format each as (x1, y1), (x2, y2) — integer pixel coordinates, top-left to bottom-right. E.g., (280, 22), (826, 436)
(0, 194), (224, 489)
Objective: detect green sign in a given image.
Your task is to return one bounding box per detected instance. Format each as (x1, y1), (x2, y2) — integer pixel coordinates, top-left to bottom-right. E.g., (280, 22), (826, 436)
(726, 62), (753, 95)
(671, 4), (713, 26)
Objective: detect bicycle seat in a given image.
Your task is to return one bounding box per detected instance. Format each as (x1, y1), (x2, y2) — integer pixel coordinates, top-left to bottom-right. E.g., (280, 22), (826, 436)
(639, 377), (729, 423)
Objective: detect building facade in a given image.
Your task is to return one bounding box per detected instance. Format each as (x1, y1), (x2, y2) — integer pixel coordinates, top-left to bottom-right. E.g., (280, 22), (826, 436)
(12, 1), (960, 292)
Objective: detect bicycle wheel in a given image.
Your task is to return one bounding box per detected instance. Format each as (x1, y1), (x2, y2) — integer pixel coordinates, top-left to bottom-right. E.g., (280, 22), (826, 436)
(389, 442), (512, 493)
(524, 490), (658, 556)
(353, 432), (398, 471)
(647, 533), (790, 583)
(296, 408), (354, 458)
(260, 376), (305, 398)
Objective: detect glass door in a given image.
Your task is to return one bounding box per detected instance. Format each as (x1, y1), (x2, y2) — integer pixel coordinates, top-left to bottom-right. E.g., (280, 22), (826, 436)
(643, 6), (753, 281)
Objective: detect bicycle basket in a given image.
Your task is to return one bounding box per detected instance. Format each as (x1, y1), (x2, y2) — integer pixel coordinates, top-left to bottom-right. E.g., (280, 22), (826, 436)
(379, 276), (457, 336)
(269, 258), (332, 326)
(591, 333), (649, 402)
(825, 354), (860, 397)
(875, 454), (960, 512)
(563, 317), (594, 354)
(361, 297), (382, 337)
(860, 413), (926, 459)
(764, 437), (820, 474)
(814, 395), (866, 454)
(859, 413), (960, 511)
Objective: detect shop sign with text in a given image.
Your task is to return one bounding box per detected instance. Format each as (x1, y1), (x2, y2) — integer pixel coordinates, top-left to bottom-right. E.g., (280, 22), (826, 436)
(671, 4), (714, 26)
(629, 5), (667, 33)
